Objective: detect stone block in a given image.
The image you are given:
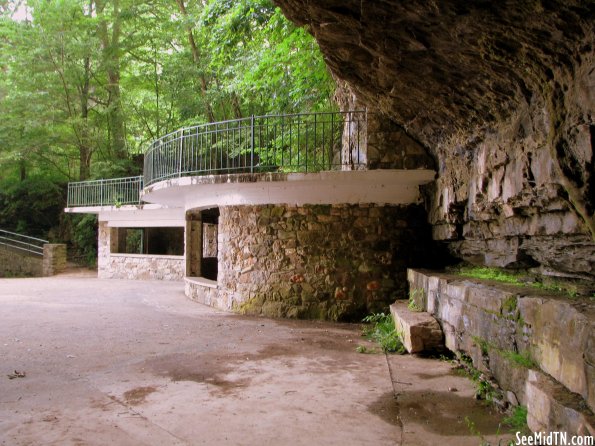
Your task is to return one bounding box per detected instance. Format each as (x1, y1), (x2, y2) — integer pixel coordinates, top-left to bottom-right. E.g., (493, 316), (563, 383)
(42, 243), (67, 276)
(519, 297), (595, 412)
(390, 301), (444, 353)
(525, 370), (595, 436)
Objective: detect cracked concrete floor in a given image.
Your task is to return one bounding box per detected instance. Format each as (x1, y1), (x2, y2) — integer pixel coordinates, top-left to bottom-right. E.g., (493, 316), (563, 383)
(0, 274), (512, 445)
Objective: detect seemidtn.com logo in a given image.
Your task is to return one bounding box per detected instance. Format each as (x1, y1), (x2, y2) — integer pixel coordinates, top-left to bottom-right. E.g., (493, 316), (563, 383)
(515, 431), (594, 446)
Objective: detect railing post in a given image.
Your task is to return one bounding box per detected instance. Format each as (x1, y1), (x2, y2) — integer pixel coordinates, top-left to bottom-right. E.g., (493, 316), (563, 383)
(250, 114), (255, 174)
(138, 176), (142, 204)
(178, 129), (183, 177)
(100, 179), (104, 206)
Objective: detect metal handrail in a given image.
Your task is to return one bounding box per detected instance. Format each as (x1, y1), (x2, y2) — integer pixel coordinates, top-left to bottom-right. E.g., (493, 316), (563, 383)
(0, 229), (48, 256)
(66, 111), (366, 207)
(143, 110), (366, 186)
(67, 176), (143, 208)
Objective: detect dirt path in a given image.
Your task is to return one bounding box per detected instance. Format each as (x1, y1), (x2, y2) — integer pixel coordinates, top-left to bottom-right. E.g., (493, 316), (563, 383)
(0, 276), (512, 445)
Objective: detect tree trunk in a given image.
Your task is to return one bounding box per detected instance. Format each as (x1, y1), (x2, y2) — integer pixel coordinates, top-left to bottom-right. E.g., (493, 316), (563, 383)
(97, 0), (127, 160)
(231, 92), (243, 119)
(175, 0), (215, 123)
(19, 159), (26, 182)
(79, 53), (92, 181)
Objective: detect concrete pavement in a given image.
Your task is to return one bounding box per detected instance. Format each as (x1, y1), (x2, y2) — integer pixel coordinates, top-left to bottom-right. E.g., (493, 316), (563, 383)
(0, 274), (511, 445)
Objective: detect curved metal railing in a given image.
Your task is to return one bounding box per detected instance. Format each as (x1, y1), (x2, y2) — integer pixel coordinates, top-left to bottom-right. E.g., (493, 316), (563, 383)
(66, 111), (366, 207)
(143, 111), (365, 186)
(0, 229), (48, 256)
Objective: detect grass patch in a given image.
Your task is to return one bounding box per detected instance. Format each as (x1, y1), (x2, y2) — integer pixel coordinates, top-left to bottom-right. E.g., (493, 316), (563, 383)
(360, 313), (405, 354)
(407, 288), (425, 312)
(503, 405), (529, 434)
(451, 265), (589, 299)
(472, 335), (490, 356)
(471, 336), (538, 369)
(499, 350), (537, 369)
(502, 296), (517, 314)
(457, 266), (522, 284)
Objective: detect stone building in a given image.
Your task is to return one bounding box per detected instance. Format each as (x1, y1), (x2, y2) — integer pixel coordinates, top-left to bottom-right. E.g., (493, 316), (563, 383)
(66, 112), (439, 320)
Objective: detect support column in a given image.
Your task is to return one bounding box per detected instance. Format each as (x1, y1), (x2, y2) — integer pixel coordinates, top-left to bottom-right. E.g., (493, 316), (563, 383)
(42, 244), (67, 276)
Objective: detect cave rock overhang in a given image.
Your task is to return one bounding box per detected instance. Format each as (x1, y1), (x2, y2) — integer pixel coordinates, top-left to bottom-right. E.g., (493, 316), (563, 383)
(272, 0), (594, 148)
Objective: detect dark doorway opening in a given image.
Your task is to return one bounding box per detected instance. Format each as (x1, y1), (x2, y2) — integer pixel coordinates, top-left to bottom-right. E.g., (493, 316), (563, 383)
(200, 207), (219, 281)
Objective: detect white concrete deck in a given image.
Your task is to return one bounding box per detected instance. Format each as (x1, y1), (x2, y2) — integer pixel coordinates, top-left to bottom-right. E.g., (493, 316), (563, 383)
(141, 169), (436, 210)
(64, 204), (186, 227)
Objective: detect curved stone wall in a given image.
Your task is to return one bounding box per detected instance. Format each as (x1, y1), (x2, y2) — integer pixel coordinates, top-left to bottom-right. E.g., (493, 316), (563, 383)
(209, 203), (437, 321)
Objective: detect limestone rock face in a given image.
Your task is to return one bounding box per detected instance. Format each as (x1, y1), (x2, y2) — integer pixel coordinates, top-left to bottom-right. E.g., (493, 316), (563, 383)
(273, 0), (595, 277)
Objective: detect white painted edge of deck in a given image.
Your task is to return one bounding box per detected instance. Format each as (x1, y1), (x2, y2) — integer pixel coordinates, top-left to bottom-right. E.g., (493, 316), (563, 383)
(142, 169), (436, 210)
(64, 204), (187, 227)
(65, 169), (437, 217)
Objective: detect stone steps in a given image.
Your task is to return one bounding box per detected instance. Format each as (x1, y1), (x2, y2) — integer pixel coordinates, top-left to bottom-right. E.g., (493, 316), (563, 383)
(407, 268), (595, 436)
(389, 300), (444, 354)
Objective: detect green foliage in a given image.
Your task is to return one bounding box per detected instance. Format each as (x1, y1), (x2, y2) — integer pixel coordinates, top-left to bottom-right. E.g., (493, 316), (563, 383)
(501, 296), (517, 314)
(499, 350), (537, 369)
(0, 0), (335, 251)
(455, 354), (495, 401)
(197, 0), (334, 115)
(453, 265), (588, 299)
(125, 228), (143, 254)
(471, 336), (537, 369)
(361, 313), (405, 354)
(502, 406), (529, 433)
(408, 288), (425, 312)
(1, 0), (335, 184)
(456, 266), (522, 284)
(0, 177), (65, 238)
(69, 214), (98, 266)
(472, 335), (490, 356)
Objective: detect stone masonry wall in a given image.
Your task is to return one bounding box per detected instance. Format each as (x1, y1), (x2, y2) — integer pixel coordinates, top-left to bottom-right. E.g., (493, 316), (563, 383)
(0, 243), (66, 277)
(0, 245), (43, 277)
(42, 244), (66, 276)
(216, 203), (435, 321)
(408, 269), (594, 436)
(101, 254), (185, 280)
(97, 221), (184, 281)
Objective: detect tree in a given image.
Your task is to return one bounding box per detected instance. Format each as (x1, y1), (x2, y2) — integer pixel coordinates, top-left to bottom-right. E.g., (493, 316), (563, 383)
(96, 0), (127, 161)
(0, 0), (105, 182)
(0, 0), (336, 246)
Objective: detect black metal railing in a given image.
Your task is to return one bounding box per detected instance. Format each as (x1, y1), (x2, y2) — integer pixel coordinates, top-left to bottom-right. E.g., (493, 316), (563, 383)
(66, 176), (143, 208)
(66, 111), (366, 207)
(143, 111), (365, 186)
(0, 229), (48, 256)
